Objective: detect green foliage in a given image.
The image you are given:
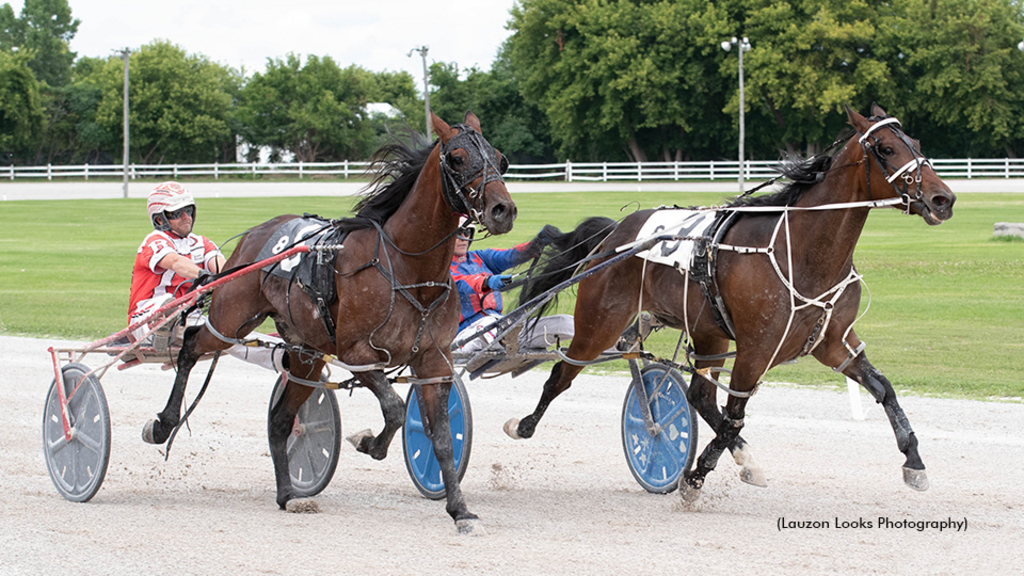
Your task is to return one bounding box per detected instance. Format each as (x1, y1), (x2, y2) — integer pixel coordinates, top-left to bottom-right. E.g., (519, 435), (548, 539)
(0, 49), (44, 156)
(428, 48), (555, 163)
(31, 63), (109, 164)
(509, 0), (735, 162)
(741, 0), (893, 155)
(92, 41), (235, 164)
(0, 0), (79, 87)
(237, 55), (403, 162)
(881, 0), (1024, 158)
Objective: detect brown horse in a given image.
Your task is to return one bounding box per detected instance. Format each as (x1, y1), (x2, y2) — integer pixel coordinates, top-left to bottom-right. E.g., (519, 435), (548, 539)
(511, 104), (954, 501)
(142, 111), (515, 533)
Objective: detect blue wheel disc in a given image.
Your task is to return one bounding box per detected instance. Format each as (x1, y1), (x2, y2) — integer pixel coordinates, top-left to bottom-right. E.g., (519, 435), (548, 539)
(402, 374), (472, 500)
(621, 363), (698, 493)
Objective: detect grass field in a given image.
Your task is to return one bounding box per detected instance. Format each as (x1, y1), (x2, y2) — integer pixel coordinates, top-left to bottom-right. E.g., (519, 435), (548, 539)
(1, 190), (1021, 401)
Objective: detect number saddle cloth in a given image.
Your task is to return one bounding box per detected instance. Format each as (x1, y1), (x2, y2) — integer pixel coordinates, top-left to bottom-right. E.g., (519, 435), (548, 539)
(256, 215), (346, 343)
(631, 207), (738, 339)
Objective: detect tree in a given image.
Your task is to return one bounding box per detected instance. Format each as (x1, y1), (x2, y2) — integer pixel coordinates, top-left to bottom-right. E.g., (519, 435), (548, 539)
(880, 0), (1024, 158)
(0, 0), (79, 87)
(0, 50), (45, 160)
(738, 0), (893, 157)
(31, 56), (113, 165)
(91, 41), (234, 164)
(427, 46), (555, 163)
(237, 55), (388, 162)
(508, 0), (733, 162)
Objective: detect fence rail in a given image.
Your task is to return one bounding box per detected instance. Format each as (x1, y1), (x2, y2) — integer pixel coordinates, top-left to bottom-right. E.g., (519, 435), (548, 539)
(4, 158), (1024, 182)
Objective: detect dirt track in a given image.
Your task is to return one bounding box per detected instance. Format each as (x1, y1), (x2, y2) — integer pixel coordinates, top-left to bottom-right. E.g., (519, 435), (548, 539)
(2, 334), (1021, 575)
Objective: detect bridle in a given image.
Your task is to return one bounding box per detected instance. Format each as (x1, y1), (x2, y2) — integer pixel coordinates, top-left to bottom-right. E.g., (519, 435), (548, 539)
(439, 124), (508, 229)
(857, 117), (933, 213)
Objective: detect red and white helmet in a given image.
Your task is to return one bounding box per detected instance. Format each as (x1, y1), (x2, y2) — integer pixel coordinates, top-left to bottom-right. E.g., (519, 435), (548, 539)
(147, 181), (196, 231)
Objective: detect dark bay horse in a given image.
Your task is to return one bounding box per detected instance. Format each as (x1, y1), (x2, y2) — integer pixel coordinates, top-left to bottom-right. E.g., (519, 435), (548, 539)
(142, 111), (515, 533)
(512, 105), (954, 501)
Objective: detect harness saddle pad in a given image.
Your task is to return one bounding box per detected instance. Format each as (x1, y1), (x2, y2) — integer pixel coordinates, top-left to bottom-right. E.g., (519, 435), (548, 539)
(256, 216), (339, 304)
(633, 209), (719, 271)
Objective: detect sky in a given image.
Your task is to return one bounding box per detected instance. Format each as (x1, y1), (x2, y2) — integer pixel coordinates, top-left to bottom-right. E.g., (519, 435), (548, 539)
(13, 0), (518, 80)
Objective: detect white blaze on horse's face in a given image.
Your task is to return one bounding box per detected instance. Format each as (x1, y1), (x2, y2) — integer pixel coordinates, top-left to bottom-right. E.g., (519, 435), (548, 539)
(432, 111), (517, 235)
(846, 105), (956, 225)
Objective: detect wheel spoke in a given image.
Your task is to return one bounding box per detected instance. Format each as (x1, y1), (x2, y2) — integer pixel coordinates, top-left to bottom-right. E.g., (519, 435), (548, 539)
(46, 433), (70, 455)
(74, 429), (104, 455)
(301, 418), (333, 434)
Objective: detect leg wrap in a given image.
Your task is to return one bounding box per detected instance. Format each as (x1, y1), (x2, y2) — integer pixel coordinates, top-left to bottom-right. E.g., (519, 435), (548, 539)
(884, 403), (914, 453)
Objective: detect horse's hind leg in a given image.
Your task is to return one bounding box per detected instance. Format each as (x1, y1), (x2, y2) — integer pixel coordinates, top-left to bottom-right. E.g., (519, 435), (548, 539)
(268, 356), (323, 510)
(840, 351), (928, 491)
(680, 355), (763, 502)
(346, 370), (406, 460)
(685, 340), (766, 488)
(142, 325), (228, 445)
(506, 359), (585, 439)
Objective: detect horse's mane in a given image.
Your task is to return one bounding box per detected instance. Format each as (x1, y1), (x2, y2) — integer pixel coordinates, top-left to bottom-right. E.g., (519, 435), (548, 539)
(727, 127), (856, 208)
(336, 131), (436, 232)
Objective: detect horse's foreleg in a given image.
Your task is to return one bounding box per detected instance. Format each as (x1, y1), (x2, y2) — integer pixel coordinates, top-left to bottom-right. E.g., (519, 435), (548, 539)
(143, 326), (204, 445)
(346, 371), (405, 460)
(843, 352), (928, 491)
(419, 382), (480, 533)
(506, 360), (583, 440)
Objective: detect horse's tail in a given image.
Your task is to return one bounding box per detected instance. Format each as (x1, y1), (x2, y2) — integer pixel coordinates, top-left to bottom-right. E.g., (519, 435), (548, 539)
(518, 216), (618, 317)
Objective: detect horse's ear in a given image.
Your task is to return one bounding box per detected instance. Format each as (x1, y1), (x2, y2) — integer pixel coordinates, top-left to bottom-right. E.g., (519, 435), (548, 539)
(431, 111), (456, 144)
(870, 102), (888, 118)
(845, 105), (870, 133)
(463, 110), (482, 134)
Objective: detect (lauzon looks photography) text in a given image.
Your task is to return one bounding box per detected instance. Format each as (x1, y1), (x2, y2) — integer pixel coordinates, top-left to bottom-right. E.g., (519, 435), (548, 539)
(777, 517), (968, 532)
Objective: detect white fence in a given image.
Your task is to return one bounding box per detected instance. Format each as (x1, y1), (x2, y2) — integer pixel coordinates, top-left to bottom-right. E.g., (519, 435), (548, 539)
(4, 158), (1024, 182)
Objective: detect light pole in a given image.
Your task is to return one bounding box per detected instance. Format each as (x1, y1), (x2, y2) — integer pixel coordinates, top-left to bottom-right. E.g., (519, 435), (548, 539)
(114, 47), (130, 198)
(408, 46), (430, 138)
(721, 36), (751, 193)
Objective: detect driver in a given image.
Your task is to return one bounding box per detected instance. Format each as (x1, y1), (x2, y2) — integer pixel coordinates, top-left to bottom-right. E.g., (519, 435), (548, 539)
(128, 181), (286, 372)
(450, 222), (574, 353)
(128, 181), (224, 336)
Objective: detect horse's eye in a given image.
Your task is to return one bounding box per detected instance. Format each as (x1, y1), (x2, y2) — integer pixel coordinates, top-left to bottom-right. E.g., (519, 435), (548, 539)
(450, 154), (465, 167)
(881, 146), (894, 156)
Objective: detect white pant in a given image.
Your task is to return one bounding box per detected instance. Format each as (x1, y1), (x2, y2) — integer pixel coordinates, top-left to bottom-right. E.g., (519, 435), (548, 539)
(129, 298), (286, 373)
(455, 313), (575, 353)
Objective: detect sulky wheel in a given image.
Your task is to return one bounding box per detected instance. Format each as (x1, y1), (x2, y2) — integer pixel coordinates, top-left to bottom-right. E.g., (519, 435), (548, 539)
(268, 375), (341, 498)
(42, 363), (111, 502)
(621, 362), (698, 493)
(402, 373), (472, 500)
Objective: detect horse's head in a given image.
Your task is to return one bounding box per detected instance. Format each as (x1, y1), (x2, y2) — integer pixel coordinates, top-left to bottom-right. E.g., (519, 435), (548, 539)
(432, 111), (517, 235)
(845, 104), (955, 225)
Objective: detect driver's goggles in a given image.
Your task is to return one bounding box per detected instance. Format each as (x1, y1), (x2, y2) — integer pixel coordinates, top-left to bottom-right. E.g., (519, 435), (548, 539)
(456, 227), (475, 240)
(165, 206), (195, 220)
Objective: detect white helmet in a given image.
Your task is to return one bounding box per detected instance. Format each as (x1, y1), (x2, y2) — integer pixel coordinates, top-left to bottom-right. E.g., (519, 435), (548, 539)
(456, 216), (477, 240)
(147, 181), (196, 232)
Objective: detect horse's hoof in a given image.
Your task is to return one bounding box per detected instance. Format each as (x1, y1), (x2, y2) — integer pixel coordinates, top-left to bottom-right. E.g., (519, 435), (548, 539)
(732, 444), (766, 486)
(142, 419), (158, 444)
(503, 418), (522, 440)
(739, 467), (767, 487)
(285, 498), (321, 514)
(456, 518), (486, 536)
(678, 476), (702, 503)
(903, 467), (929, 491)
(346, 429), (373, 451)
